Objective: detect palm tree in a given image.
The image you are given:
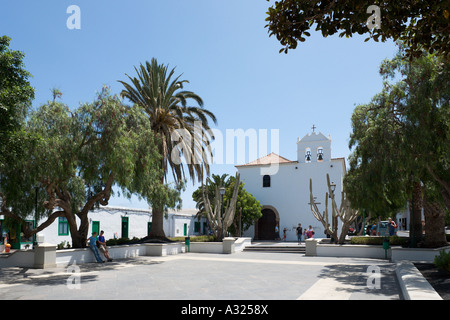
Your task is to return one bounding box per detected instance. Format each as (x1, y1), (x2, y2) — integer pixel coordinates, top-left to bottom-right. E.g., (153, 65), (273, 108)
(118, 58), (217, 240)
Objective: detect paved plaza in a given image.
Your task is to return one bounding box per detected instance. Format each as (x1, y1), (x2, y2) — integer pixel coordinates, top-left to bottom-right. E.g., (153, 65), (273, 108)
(0, 250), (401, 300)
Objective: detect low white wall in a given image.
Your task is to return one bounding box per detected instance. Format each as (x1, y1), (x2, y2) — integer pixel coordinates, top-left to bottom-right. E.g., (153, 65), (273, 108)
(1, 238), (251, 268)
(189, 242), (223, 254)
(234, 237), (252, 252)
(317, 243), (390, 259)
(145, 243), (185, 256)
(55, 243), (186, 267)
(391, 246), (450, 262)
(396, 261), (443, 300)
(188, 237), (250, 254)
(0, 250), (35, 268)
(306, 239), (450, 262)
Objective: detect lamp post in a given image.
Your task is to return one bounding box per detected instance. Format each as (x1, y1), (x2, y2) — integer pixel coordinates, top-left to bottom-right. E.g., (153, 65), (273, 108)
(329, 182), (336, 242)
(329, 182), (336, 194)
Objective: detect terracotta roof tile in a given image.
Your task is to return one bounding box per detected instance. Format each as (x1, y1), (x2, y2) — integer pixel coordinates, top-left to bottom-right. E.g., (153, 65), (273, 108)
(236, 152), (297, 167)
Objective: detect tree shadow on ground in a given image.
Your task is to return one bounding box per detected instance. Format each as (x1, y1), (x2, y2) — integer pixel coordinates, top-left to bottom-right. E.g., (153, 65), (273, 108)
(316, 263), (400, 298)
(0, 257), (164, 288)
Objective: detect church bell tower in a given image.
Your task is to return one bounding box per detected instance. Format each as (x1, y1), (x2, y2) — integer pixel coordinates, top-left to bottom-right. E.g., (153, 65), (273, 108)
(297, 127), (332, 164)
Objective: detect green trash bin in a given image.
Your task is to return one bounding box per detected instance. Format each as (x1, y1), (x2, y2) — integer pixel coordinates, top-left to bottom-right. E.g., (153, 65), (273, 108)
(185, 236), (190, 252)
(382, 237), (390, 259)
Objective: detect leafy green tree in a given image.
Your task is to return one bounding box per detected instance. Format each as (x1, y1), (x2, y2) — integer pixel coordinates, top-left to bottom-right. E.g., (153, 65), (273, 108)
(0, 36), (35, 171)
(346, 46), (449, 247)
(265, 0), (450, 59)
(119, 58), (217, 240)
(192, 174), (262, 237)
(0, 87), (163, 248)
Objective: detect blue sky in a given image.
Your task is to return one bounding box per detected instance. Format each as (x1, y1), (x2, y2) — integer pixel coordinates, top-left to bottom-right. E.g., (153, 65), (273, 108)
(1, 0), (398, 209)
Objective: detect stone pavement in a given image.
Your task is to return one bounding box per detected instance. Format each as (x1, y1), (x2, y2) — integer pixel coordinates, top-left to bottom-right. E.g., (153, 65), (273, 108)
(0, 251), (401, 300)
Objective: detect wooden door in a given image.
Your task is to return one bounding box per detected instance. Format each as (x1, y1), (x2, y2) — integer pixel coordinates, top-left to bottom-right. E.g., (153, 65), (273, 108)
(257, 209), (276, 240)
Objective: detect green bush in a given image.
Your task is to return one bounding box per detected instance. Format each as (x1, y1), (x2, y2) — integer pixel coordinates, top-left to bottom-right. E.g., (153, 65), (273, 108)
(106, 237), (130, 246)
(169, 235), (217, 242)
(350, 236), (408, 246)
(434, 250), (450, 273)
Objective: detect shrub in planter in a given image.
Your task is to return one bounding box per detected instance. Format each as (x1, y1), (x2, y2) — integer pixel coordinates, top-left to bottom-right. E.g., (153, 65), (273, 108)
(350, 237), (384, 245)
(116, 237), (130, 245)
(106, 238), (130, 246)
(350, 236), (408, 246)
(434, 250), (450, 273)
(106, 238), (118, 246)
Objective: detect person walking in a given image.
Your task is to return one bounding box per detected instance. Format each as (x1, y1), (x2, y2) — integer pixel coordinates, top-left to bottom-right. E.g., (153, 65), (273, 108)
(98, 230), (113, 262)
(296, 224), (303, 244)
(87, 231), (104, 263)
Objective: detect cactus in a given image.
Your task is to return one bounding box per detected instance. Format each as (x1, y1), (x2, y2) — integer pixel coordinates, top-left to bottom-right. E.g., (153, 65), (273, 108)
(202, 173), (240, 240)
(309, 174), (359, 244)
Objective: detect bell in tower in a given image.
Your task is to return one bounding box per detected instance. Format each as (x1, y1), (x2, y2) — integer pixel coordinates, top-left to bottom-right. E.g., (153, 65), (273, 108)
(305, 150), (311, 162)
(317, 148), (324, 161)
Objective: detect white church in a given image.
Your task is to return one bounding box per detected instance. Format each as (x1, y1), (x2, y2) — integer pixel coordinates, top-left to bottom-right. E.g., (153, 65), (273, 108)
(236, 129), (346, 241)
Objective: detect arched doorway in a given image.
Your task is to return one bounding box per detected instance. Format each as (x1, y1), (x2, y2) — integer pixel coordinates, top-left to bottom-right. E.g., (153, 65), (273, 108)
(255, 206), (280, 240)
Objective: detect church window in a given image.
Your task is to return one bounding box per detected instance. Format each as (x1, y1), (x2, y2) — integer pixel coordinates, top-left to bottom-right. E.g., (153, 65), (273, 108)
(305, 148), (312, 163)
(317, 147), (324, 161)
(263, 175), (271, 188)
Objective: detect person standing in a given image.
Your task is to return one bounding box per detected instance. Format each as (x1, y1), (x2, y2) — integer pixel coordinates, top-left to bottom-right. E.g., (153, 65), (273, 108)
(388, 218), (397, 236)
(275, 223), (280, 240)
(307, 225), (314, 239)
(296, 224), (303, 244)
(87, 232), (104, 263)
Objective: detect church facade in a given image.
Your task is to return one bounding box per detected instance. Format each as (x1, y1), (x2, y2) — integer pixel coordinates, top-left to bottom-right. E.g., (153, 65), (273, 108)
(236, 130), (346, 241)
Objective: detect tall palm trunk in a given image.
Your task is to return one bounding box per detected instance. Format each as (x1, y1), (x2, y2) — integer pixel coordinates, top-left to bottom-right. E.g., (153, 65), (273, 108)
(148, 174), (169, 240)
(422, 194), (447, 248)
(148, 206), (167, 240)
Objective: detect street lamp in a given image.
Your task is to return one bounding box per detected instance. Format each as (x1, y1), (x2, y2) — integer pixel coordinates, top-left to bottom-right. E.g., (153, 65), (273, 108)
(329, 182), (337, 242)
(330, 182), (336, 195)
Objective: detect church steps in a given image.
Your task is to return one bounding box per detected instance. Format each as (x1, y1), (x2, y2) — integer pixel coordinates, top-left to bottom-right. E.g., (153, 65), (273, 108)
(243, 244), (305, 253)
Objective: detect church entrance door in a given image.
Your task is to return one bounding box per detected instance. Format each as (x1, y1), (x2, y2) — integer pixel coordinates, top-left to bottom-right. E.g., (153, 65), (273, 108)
(257, 209), (277, 240)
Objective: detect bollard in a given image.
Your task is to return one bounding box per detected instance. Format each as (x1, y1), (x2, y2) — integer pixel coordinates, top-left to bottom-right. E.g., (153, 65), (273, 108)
(185, 236), (190, 252)
(383, 237), (390, 259)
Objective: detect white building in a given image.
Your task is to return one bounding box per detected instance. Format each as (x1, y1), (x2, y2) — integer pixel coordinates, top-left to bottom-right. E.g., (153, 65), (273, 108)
(236, 130), (346, 241)
(1, 206), (207, 249)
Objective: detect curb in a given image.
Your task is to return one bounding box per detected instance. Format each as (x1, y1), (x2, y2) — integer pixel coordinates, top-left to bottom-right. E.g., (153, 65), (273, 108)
(395, 261), (443, 300)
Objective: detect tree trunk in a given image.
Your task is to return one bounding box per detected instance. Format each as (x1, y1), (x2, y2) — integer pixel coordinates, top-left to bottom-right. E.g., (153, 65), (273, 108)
(422, 195), (448, 248)
(67, 212), (85, 248)
(147, 206), (169, 240)
(409, 182), (423, 247)
(441, 187), (450, 212)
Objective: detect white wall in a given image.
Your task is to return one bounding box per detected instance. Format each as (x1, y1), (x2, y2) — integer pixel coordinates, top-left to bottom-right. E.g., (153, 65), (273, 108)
(30, 206), (206, 247)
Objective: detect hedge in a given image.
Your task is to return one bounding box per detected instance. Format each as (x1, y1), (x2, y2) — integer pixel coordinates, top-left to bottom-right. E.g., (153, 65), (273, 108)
(350, 236), (408, 246)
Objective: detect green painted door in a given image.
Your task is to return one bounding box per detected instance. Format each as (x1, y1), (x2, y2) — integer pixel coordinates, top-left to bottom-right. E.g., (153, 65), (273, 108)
(92, 221), (100, 235)
(184, 223), (187, 236)
(121, 216), (129, 239)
